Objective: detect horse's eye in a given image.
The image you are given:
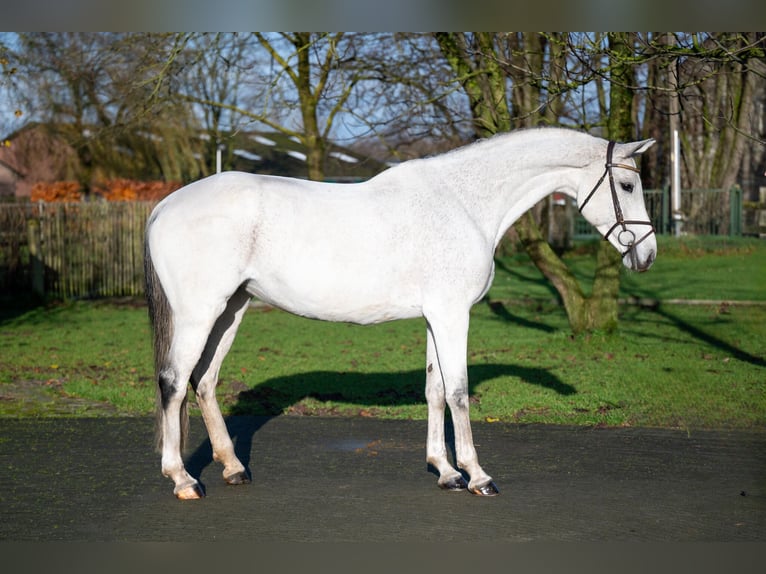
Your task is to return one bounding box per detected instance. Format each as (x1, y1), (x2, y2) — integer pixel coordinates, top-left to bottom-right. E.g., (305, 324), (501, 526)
(620, 182), (634, 193)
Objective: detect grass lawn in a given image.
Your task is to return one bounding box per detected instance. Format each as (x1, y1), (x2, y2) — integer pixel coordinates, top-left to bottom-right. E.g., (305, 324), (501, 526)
(1, 236), (764, 430)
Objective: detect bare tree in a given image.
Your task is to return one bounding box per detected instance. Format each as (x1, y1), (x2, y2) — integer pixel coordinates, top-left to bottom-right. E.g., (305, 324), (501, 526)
(667, 33), (763, 192)
(10, 32), (205, 187)
(169, 33), (258, 175)
(342, 33), (473, 160)
(253, 33), (331, 180)
(570, 32), (766, 193)
(152, 32), (370, 182)
(0, 35), (22, 138)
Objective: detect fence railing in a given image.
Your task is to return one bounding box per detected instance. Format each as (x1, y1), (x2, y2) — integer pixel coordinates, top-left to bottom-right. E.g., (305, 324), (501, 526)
(574, 186), (744, 238)
(1, 201), (157, 299)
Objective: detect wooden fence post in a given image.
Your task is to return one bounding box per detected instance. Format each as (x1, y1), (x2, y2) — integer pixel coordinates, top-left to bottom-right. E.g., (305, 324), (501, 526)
(27, 218), (45, 297)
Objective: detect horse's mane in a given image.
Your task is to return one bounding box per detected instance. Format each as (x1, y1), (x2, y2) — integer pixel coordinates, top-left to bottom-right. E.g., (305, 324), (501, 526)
(437, 127), (598, 157)
(414, 127), (601, 168)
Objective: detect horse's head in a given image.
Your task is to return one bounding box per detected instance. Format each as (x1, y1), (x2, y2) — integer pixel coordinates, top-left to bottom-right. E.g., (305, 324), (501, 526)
(577, 138), (657, 272)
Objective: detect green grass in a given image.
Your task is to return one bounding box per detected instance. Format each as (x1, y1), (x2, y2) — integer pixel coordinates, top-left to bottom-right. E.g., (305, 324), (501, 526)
(0, 299), (156, 415)
(489, 235), (766, 302)
(1, 236), (764, 430)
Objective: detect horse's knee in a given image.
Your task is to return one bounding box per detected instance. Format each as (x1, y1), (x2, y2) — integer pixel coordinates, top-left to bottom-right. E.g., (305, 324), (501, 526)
(425, 381), (445, 404)
(445, 387), (469, 411)
(158, 368), (185, 409)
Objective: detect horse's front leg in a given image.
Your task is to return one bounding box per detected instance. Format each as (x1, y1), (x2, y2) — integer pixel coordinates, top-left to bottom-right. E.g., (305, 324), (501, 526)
(425, 311), (499, 496)
(425, 324), (467, 491)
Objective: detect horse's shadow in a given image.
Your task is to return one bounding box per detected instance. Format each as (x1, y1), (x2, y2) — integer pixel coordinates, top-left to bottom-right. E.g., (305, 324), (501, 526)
(184, 363), (575, 484)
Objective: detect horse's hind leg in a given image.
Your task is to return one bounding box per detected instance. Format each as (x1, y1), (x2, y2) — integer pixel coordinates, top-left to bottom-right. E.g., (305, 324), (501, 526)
(159, 311), (222, 500)
(191, 286), (251, 486)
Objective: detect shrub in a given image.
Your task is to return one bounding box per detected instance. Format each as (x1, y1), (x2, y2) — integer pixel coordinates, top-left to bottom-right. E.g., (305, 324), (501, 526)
(30, 179), (183, 202)
(30, 181), (83, 202)
(92, 179), (182, 201)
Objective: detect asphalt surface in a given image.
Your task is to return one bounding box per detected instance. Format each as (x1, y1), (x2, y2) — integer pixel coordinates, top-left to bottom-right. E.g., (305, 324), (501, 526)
(0, 415), (764, 542)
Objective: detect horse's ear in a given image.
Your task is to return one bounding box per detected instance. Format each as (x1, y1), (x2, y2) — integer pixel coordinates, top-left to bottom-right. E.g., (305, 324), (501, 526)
(619, 138), (655, 157)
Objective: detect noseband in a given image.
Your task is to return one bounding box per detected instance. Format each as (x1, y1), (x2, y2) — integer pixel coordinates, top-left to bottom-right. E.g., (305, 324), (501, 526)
(578, 140), (655, 258)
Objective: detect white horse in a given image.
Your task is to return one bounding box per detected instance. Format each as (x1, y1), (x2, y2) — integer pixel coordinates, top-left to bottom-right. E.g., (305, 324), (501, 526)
(144, 127), (656, 499)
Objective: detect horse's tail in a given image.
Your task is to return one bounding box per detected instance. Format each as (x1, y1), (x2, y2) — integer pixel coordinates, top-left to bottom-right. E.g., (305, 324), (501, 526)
(144, 227), (188, 453)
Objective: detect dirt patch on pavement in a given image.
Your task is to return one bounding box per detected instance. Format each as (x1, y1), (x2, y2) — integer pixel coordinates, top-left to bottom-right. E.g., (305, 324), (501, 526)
(0, 379), (120, 416)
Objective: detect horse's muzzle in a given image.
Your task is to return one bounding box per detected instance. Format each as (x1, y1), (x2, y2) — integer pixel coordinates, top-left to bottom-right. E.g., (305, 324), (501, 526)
(624, 247), (655, 272)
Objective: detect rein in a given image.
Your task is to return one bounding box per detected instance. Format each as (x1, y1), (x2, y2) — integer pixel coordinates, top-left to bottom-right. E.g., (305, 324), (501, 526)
(578, 140), (655, 258)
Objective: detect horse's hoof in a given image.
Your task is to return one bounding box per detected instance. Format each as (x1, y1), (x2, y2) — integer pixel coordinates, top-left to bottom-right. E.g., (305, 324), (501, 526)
(469, 481), (500, 496)
(224, 471), (251, 485)
(175, 483), (204, 500)
(439, 475), (468, 491)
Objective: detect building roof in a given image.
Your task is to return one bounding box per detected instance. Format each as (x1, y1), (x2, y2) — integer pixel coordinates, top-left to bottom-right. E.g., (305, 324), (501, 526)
(0, 151), (25, 178)
(221, 131), (386, 181)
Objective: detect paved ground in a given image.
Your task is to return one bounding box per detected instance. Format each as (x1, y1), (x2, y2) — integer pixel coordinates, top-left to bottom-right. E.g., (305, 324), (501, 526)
(0, 415), (764, 542)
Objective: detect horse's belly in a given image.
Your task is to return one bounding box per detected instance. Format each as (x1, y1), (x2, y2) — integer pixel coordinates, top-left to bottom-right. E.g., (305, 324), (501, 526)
(244, 275), (422, 325)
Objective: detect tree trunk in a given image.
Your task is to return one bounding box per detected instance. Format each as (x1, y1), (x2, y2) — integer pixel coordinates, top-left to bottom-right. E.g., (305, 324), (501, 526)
(292, 33), (326, 181)
(513, 211), (589, 330)
(582, 32), (640, 332)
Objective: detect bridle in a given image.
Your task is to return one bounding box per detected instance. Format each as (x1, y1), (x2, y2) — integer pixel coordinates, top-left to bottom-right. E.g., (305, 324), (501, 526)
(578, 140), (655, 258)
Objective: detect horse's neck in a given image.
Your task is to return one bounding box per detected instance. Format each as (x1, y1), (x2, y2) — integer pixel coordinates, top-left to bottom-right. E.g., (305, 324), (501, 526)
(431, 132), (589, 248)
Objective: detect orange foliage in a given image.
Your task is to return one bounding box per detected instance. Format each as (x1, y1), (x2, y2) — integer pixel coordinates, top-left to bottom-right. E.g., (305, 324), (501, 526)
(93, 179), (182, 202)
(30, 181), (83, 202)
(30, 179), (183, 203)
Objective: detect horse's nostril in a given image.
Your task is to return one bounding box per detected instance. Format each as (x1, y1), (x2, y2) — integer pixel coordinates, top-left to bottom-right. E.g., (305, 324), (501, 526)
(639, 251), (656, 272)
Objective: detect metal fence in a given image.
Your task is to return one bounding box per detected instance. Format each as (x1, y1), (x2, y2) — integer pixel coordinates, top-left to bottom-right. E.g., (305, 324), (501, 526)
(574, 187), (744, 238)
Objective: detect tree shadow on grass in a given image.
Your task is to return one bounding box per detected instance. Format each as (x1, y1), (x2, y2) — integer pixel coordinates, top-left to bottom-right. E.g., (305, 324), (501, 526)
(647, 305), (766, 368)
(482, 296), (558, 333)
(492, 256), (561, 302)
(184, 362), (575, 486)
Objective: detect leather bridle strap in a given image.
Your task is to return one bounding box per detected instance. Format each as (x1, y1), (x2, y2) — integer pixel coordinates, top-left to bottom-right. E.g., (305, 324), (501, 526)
(578, 140), (655, 258)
